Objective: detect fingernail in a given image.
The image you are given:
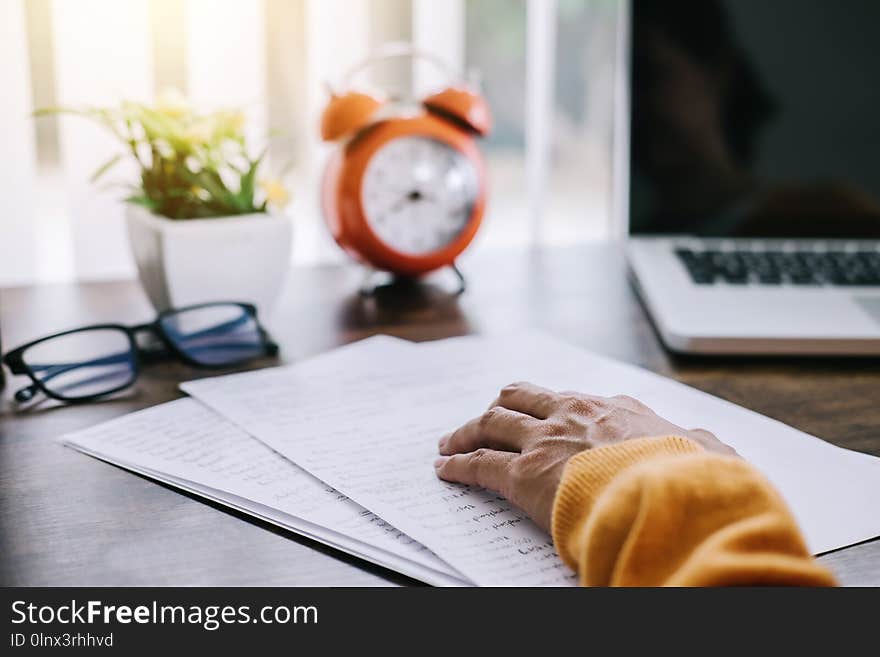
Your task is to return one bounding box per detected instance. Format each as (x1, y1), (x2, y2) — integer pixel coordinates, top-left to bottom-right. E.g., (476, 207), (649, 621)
(438, 433), (450, 450)
(434, 456), (449, 469)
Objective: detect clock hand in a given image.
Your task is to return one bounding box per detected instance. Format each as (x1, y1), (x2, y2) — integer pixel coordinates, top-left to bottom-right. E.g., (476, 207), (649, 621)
(386, 189), (432, 216)
(387, 194), (412, 216)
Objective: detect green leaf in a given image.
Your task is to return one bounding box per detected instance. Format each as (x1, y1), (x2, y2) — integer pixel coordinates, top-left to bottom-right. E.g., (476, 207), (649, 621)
(125, 194), (158, 211)
(237, 153), (263, 209)
(89, 153), (123, 183)
(34, 97), (290, 220)
(133, 106), (189, 153)
(178, 166), (238, 213)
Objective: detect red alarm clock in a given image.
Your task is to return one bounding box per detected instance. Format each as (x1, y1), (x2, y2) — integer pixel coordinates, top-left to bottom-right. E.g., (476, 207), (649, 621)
(320, 43), (491, 280)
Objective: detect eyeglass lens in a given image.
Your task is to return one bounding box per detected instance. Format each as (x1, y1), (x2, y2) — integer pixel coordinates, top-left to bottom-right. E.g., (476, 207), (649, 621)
(21, 328), (136, 400)
(159, 304), (265, 366)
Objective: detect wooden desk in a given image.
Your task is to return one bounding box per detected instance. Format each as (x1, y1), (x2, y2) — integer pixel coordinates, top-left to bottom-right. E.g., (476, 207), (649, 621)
(2, 245), (878, 585)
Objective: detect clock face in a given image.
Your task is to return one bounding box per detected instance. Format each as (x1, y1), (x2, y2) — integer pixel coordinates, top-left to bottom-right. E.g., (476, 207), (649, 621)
(361, 136), (479, 255)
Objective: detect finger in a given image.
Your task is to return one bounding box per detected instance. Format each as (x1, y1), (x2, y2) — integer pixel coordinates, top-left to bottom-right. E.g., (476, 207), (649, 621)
(439, 407), (540, 455)
(434, 449), (516, 495)
(494, 381), (559, 419)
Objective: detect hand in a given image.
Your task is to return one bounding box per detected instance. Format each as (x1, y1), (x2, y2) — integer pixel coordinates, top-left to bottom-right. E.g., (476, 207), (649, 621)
(434, 382), (736, 531)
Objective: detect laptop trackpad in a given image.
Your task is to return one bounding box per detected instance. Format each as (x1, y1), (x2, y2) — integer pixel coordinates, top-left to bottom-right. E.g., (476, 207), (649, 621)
(854, 296), (880, 325)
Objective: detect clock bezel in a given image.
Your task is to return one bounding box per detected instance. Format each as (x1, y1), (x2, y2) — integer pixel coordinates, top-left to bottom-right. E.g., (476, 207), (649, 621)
(322, 113), (486, 276)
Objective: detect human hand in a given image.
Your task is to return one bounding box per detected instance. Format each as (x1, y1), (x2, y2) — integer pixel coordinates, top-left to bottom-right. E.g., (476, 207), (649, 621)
(434, 382), (736, 531)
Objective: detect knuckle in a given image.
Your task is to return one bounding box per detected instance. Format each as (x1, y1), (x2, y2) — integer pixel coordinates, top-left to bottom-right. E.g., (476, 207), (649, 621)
(501, 382), (525, 395)
(469, 447), (493, 465)
(498, 382), (526, 402)
(480, 406), (501, 428)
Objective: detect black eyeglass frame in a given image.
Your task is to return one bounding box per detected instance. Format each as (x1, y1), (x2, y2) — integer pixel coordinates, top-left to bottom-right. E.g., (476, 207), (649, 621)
(2, 301), (279, 404)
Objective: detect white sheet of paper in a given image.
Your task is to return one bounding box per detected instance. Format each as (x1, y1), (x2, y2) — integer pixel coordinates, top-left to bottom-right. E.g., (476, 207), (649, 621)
(182, 331), (880, 586)
(62, 397), (469, 586)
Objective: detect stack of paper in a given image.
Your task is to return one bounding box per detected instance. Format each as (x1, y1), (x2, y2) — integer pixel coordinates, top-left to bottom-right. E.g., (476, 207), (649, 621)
(62, 332), (880, 586)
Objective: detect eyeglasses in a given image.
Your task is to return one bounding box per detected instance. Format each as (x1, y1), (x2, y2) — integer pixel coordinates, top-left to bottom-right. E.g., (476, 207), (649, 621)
(2, 302), (278, 404)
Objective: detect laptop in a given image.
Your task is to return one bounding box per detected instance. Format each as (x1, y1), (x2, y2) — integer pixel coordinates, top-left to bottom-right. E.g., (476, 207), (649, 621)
(619, 0), (880, 354)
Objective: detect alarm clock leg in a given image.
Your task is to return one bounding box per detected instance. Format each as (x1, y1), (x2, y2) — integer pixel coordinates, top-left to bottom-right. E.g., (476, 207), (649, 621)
(449, 262), (466, 296)
(356, 264), (466, 297)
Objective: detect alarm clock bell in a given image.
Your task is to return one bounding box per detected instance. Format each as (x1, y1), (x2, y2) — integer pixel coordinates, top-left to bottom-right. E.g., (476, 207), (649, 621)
(319, 43), (492, 296)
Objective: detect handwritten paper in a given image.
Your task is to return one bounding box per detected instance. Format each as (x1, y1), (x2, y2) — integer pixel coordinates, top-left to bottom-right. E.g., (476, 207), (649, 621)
(183, 332), (880, 585)
(70, 422), (469, 586)
(63, 335), (473, 584)
(180, 336), (576, 585)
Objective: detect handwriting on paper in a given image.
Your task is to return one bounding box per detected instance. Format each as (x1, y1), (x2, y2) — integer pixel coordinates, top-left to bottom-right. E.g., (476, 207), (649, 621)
(62, 397), (459, 578)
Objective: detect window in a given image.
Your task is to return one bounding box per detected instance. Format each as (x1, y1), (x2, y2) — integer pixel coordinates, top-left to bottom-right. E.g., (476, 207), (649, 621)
(465, 0), (528, 251)
(0, 0), (621, 286)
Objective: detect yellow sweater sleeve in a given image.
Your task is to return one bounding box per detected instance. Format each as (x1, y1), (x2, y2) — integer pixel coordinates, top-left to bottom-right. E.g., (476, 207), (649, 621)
(551, 436), (836, 586)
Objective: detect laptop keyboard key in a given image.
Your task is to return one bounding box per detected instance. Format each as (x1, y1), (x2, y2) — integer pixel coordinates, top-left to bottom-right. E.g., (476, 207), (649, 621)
(674, 247), (880, 286)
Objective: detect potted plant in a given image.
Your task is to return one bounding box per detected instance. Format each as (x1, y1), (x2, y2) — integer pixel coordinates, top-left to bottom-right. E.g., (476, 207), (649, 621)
(37, 90), (292, 315)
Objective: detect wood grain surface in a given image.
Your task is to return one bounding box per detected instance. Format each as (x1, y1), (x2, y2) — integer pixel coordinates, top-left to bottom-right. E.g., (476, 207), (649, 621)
(1, 245), (877, 585)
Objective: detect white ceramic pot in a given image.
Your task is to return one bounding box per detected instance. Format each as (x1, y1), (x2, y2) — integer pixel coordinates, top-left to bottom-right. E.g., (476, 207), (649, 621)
(125, 204), (292, 316)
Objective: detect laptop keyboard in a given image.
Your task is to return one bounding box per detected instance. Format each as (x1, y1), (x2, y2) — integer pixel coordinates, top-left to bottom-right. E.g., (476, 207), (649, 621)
(675, 248), (880, 286)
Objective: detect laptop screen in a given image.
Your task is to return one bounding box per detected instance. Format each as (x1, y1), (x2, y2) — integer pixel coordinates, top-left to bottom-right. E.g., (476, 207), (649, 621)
(628, 0), (880, 238)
